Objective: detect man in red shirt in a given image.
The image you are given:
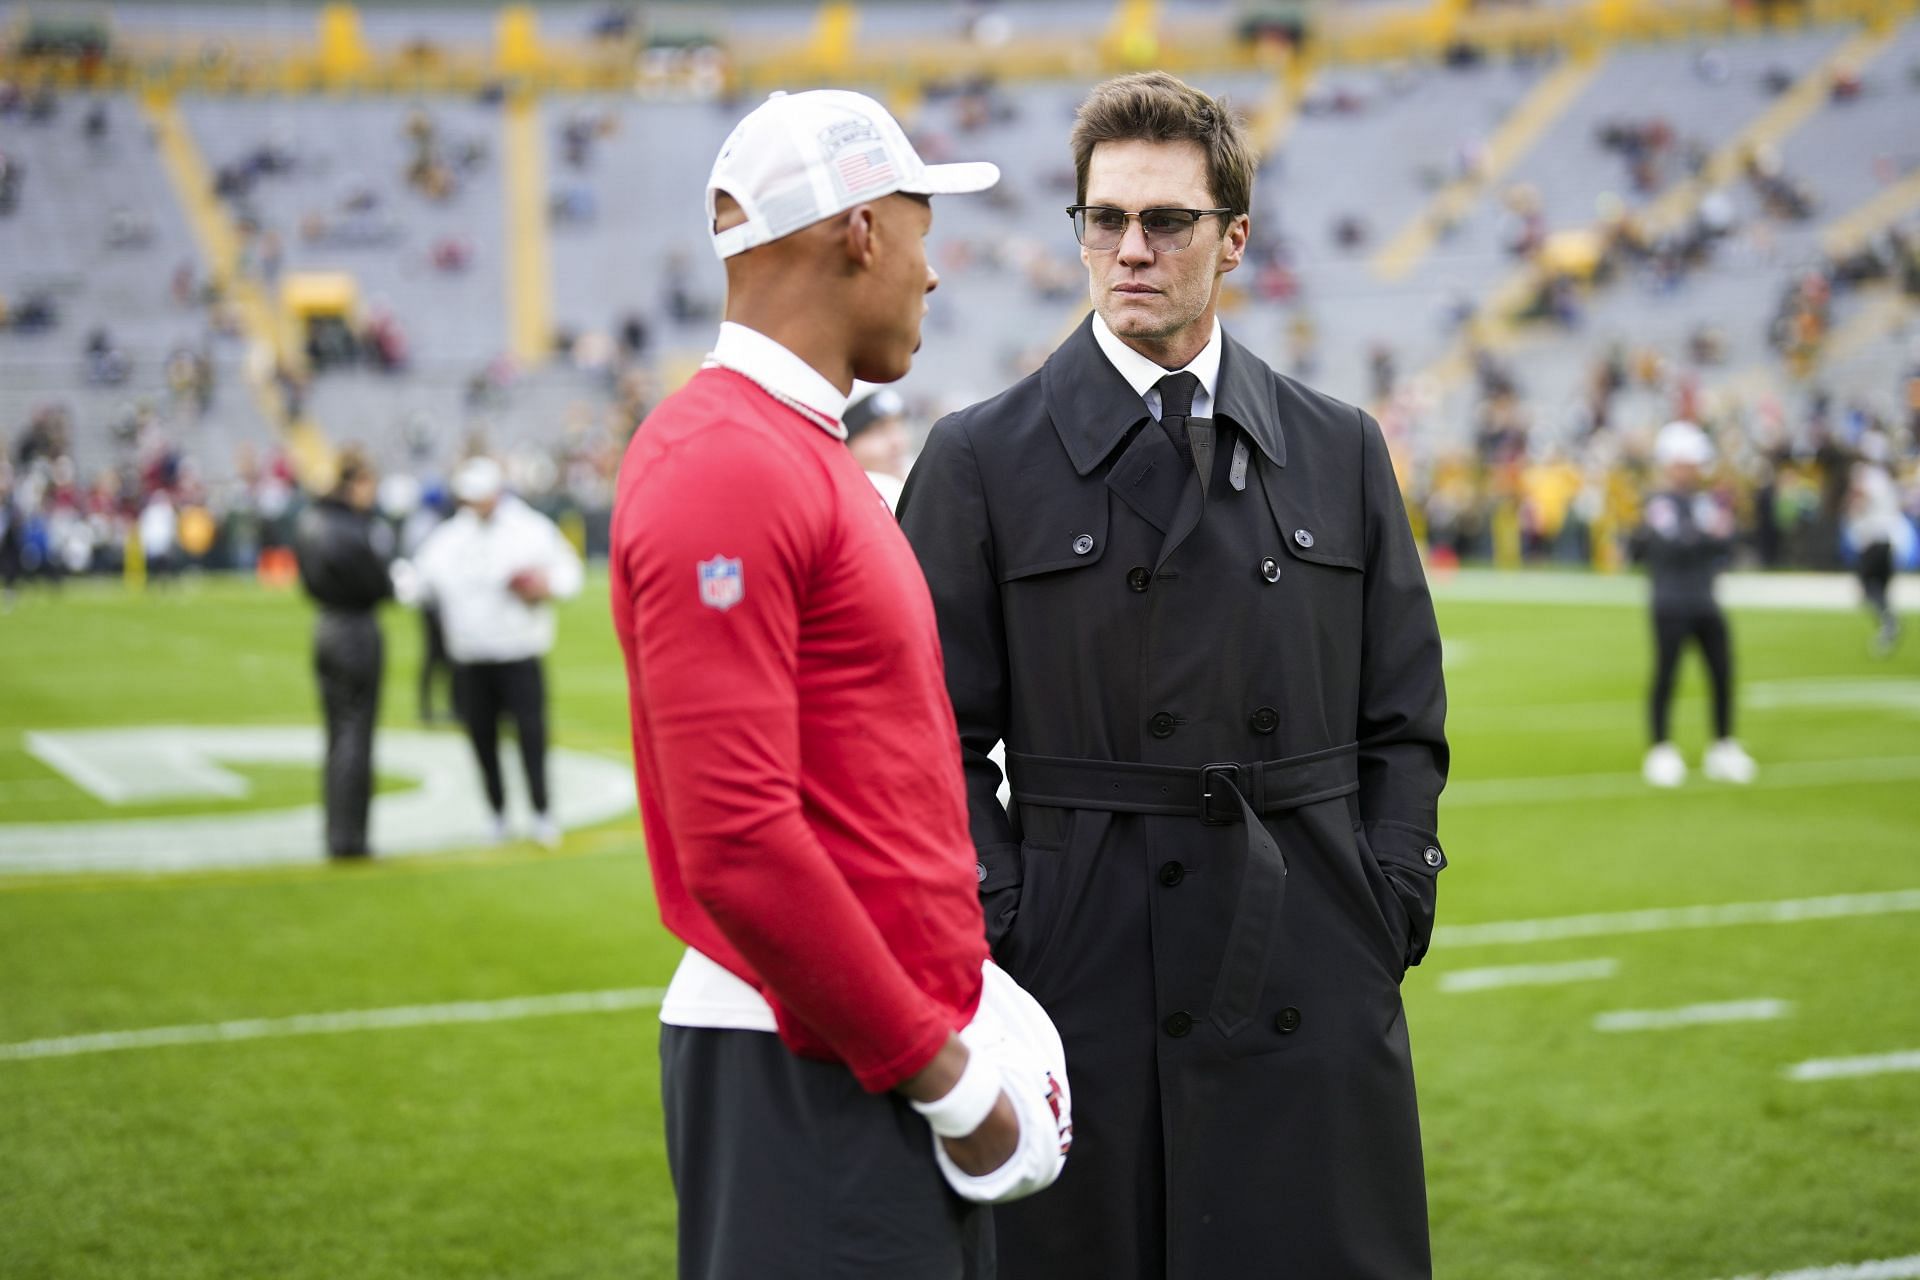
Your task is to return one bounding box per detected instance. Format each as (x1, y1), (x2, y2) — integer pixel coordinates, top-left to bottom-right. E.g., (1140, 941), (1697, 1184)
(610, 90), (1069, 1279)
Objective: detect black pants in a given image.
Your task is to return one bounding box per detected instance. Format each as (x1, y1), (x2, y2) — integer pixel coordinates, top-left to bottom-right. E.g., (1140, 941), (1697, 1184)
(1650, 608), (1733, 743)
(455, 657), (548, 817)
(315, 611), (382, 856)
(1859, 541), (1895, 620)
(660, 1025), (988, 1280)
(418, 604), (458, 721)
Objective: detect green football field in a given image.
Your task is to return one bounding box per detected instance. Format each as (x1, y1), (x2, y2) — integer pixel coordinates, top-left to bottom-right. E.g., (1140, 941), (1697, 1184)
(1, 572), (1916, 1279)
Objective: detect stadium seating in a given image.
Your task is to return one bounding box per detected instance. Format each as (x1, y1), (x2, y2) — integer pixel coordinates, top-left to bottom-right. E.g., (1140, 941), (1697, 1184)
(3, 6), (1914, 505)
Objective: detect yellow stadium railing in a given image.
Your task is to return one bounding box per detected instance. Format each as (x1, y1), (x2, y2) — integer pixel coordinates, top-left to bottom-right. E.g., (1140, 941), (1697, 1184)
(3, 0), (1914, 98)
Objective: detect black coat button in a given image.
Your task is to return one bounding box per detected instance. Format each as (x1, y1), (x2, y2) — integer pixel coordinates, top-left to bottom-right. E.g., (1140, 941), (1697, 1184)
(1158, 861), (1185, 887)
(1149, 712), (1176, 738)
(1293, 528), (1315, 549)
(1127, 566), (1151, 592)
(1073, 533), (1095, 555)
(1249, 706), (1279, 735)
(1259, 557), (1281, 583)
(975, 861), (987, 883)
(1424, 846), (1444, 868)
(1275, 1007), (1301, 1034)
(1164, 1011), (1193, 1038)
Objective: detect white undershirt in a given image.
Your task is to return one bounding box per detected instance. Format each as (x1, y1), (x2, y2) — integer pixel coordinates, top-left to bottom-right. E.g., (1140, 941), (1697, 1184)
(659, 321), (856, 1036)
(707, 321), (849, 437)
(1090, 312), (1223, 422)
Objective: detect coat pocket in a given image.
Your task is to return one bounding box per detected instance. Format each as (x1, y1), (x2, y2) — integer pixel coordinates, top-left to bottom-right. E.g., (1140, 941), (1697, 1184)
(1356, 819), (1445, 969)
(1352, 822), (1413, 978)
(989, 833), (1074, 980)
(976, 841), (1023, 952)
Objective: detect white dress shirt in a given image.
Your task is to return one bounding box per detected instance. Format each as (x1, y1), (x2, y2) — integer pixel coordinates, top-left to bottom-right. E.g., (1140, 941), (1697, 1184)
(409, 495), (583, 664)
(1090, 311), (1224, 422)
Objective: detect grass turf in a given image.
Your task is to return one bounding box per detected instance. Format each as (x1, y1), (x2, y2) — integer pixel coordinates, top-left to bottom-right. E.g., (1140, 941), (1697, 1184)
(1, 572), (1916, 1278)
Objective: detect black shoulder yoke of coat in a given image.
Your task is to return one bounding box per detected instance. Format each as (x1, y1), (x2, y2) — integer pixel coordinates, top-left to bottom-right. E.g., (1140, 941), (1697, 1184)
(293, 497), (392, 614)
(898, 315), (1449, 1280)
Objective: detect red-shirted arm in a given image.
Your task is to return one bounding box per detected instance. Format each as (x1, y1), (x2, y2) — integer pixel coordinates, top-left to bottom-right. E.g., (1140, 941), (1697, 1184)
(621, 420), (955, 1092)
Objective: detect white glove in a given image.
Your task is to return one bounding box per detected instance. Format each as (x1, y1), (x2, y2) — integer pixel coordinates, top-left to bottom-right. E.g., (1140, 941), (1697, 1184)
(921, 960), (1073, 1205)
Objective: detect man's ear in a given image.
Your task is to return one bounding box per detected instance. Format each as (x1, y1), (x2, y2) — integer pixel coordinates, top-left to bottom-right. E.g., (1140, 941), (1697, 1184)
(1218, 212), (1250, 275)
(842, 204), (878, 270)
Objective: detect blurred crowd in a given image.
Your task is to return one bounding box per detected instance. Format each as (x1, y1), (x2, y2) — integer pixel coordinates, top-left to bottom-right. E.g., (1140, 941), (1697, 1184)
(0, 403), (299, 588)
(0, 396), (639, 600)
(6, 39), (1920, 604)
(1381, 338), (1920, 573)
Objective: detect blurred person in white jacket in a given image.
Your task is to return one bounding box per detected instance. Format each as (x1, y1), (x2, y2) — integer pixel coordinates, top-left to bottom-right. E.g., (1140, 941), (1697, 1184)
(403, 457), (583, 847)
(138, 491), (178, 583)
(1848, 431), (1906, 656)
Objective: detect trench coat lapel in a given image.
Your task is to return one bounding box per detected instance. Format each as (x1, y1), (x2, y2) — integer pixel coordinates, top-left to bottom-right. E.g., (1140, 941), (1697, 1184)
(1213, 330), (1288, 469)
(1040, 315), (1150, 477)
(1042, 315), (1288, 568)
(1103, 425), (1189, 536)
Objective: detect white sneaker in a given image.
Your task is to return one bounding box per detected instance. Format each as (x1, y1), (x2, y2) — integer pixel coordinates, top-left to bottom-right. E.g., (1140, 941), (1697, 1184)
(489, 813), (511, 845)
(1703, 739), (1757, 785)
(532, 815), (561, 850)
(1643, 742), (1686, 788)
(1873, 616), (1902, 658)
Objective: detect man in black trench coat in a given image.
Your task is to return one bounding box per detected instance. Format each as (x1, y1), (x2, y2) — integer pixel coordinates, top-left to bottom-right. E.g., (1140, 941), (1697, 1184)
(898, 71), (1450, 1278)
(292, 447), (392, 860)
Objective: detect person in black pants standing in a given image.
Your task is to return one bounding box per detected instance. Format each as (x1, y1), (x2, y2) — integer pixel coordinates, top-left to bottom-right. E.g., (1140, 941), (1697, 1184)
(1847, 431), (1905, 657)
(1633, 421), (1757, 789)
(292, 447), (392, 858)
(401, 457), (583, 849)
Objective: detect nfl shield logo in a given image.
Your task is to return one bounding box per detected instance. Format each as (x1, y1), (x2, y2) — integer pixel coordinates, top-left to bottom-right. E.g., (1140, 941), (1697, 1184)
(697, 556), (744, 612)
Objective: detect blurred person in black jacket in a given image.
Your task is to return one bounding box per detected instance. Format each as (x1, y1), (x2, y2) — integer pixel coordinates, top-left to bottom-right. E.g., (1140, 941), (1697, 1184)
(1, 475), (21, 611)
(293, 447), (393, 858)
(1632, 421), (1757, 789)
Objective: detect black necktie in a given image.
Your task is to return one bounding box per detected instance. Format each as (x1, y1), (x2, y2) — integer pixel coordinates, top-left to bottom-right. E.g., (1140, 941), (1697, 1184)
(1156, 371), (1200, 469)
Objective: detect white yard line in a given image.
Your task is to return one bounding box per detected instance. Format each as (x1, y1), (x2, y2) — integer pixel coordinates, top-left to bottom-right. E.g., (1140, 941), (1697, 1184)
(1593, 999), (1790, 1032)
(22, 731), (152, 805)
(0, 728), (637, 875)
(1712, 1255), (1920, 1279)
(1437, 958), (1619, 993)
(1785, 1050), (1920, 1083)
(1456, 678), (1920, 734)
(1431, 568), (1920, 611)
(1436, 889), (1920, 949)
(1446, 755), (1920, 807)
(0, 988), (667, 1063)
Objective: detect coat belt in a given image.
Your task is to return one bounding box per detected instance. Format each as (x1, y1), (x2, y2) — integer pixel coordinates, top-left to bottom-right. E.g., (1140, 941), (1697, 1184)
(1006, 743), (1359, 1039)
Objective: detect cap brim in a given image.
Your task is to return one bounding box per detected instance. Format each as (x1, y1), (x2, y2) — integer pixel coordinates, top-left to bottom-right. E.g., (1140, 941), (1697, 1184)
(901, 160), (1001, 196)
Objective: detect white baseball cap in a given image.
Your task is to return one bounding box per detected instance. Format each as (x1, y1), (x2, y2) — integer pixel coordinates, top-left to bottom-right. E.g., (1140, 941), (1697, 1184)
(1654, 420), (1714, 468)
(707, 89), (1000, 260)
(452, 456), (505, 503)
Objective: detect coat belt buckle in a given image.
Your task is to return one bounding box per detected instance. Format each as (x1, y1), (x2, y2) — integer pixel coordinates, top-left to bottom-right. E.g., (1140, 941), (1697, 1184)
(1198, 762), (1244, 826)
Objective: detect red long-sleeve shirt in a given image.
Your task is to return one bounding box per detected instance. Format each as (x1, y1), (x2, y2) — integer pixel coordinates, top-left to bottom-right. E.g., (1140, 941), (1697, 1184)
(610, 366), (986, 1092)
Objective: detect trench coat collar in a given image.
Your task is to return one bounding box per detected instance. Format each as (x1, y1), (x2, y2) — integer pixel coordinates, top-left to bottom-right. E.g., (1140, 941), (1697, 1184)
(1042, 314), (1287, 476)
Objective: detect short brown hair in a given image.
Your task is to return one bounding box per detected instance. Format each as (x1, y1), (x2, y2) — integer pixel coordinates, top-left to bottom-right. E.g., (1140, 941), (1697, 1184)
(1071, 72), (1255, 219)
(330, 445), (373, 498)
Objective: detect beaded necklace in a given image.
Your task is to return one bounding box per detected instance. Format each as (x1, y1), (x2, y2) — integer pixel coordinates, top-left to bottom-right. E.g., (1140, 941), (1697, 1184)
(701, 355), (847, 440)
